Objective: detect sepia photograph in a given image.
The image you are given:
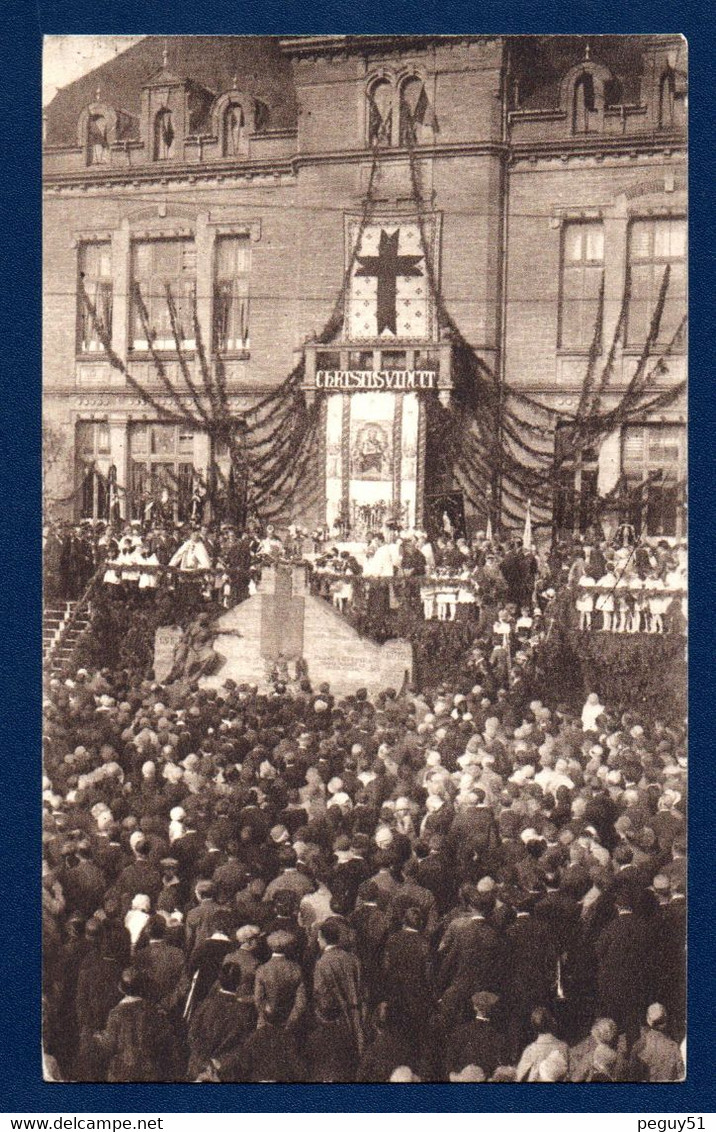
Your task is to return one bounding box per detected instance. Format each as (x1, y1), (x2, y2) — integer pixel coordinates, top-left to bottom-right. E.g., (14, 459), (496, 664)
(41, 33), (687, 1085)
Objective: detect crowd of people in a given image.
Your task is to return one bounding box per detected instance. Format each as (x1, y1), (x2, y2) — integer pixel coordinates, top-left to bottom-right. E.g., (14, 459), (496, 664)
(43, 515), (688, 647)
(42, 610), (687, 1083)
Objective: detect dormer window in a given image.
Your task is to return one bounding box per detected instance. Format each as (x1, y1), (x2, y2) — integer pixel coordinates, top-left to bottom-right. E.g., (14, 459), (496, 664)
(87, 114), (109, 165)
(223, 103), (246, 157)
(154, 108), (175, 160)
(254, 100), (270, 133)
(368, 78), (393, 147)
(399, 76), (435, 146)
(572, 72), (596, 133)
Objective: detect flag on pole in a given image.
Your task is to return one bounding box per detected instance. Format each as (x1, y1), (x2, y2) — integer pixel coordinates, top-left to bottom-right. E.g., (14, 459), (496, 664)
(522, 499), (532, 550)
(485, 514), (493, 543)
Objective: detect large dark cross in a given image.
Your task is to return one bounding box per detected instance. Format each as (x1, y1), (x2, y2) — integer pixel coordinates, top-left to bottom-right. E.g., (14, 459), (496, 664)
(355, 228), (424, 335)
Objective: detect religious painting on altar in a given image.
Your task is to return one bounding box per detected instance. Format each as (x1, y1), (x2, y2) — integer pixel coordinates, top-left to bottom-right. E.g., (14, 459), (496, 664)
(351, 421), (392, 480)
(344, 215), (441, 342)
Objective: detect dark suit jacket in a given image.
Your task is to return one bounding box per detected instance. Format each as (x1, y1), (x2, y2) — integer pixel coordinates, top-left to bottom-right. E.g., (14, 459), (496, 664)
(504, 913), (558, 1011)
(438, 914), (502, 994)
(445, 1017), (508, 1077)
(382, 928), (437, 1023)
(96, 997), (176, 1082)
(219, 1022), (305, 1082)
(136, 940), (187, 1013)
(187, 988), (256, 1079)
(595, 911), (657, 1033)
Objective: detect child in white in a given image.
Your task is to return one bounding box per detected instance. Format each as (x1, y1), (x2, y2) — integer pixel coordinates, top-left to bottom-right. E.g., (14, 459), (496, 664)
(576, 575), (595, 631)
(628, 574), (644, 632)
(614, 576), (630, 633)
(582, 692), (606, 732)
(648, 571), (667, 633)
(138, 547), (160, 592)
(594, 568), (617, 631)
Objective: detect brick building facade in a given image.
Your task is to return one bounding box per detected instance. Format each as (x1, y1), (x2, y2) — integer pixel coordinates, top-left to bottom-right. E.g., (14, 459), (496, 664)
(43, 34), (687, 540)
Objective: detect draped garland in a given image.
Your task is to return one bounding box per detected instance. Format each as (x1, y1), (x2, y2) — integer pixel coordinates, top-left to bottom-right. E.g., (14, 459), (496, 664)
(80, 149), (390, 526)
(401, 126), (686, 532)
(80, 130), (686, 533)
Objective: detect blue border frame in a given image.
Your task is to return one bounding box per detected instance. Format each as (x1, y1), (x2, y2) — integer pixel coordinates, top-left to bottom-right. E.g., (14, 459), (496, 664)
(3, 0), (714, 1113)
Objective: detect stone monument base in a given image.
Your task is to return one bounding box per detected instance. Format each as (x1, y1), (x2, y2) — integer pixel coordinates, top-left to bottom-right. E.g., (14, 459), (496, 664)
(192, 564), (412, 697)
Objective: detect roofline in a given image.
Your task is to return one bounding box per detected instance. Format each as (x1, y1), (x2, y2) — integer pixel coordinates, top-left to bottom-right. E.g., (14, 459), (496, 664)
(278, 34), (493, 56)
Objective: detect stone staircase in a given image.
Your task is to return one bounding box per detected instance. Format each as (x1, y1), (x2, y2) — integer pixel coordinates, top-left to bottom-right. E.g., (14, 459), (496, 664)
(42, 601), (91, 673)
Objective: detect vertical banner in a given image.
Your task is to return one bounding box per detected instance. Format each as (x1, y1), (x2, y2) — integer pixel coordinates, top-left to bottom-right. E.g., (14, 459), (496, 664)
(345, 216), (441, 342)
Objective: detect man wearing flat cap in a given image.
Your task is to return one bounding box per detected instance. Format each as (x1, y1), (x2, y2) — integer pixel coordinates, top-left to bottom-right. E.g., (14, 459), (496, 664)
(254, 929), (307, 1031)
(222, 925), (262, 999)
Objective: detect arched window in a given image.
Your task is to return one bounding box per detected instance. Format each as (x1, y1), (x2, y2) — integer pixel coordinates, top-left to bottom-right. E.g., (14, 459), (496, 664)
(223, 102), (246, 156)
(154, 108), (175, 160)
(399, 76), (434, 146)
(659, 69), (676, 129)
(87, 113), (109, 165)
(367, 78), (393, 147)
(254, 100), (270, 133)
(572, 72), (596, 134)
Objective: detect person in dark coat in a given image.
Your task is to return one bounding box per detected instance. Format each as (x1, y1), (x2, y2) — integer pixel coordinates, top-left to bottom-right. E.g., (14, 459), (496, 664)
(445, 990), (508, 1079)
(654, 882), (686, 1041)
(253, 929), (307, 1030)
(381, 907), (437, 1045)
(304, 1006), (358, 1083)
(60, 842), (107, 918)
(135, 916), (188, 1018)
(357, 1002), (418, 1082)
(437, 888), (503, 1005)
(447, 789), (500, 875)
(217, 1004), (305, 1082)
(94, 967), (177, 1082)
(595, 894), (658, 1044)
(187, 963), (257, 1080)
(413, 837), (456, 917)
(330, 837), (372, 912)
(349, 883), (390, 1009)
(113, 838), (161, 907)
(313, 918), (365, 1058)
(187, 911), (235, 1014)
(503, 894), (560, 1059)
